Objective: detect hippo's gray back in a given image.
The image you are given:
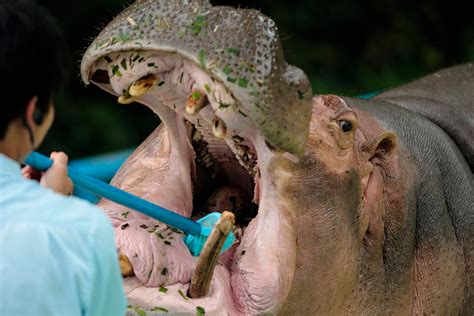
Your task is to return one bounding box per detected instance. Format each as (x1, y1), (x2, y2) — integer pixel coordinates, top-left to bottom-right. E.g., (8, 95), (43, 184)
(374, 63), (474, 171)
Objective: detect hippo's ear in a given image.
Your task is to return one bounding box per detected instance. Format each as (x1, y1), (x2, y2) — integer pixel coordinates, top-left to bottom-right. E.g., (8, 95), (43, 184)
(366, 131), (399, 176)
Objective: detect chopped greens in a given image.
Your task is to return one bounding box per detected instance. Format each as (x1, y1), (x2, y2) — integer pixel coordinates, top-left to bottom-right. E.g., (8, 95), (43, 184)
(178, 289), (189, 300)
(140, 224), (148, 229)
(151, 306), (169, 313)
(132, 54), (141, 62)
(147, 62), (157, 68)
(159, 286), (168, 293)
(218, 102), (231, 109)
(238, 110), (248, 117)
(198, 50), (206, 69)
(121, 211), (129, 219)
(164, 240), (171, 246)
(161, 267), (168, 276)
(196, 306), (206, 315)
(191, 15), (207, 36)
(121, 223), (129, 230)
(225, 47), (241, 56)
(238, 78), (248, 88)
(155, 233), (165, 239)
(204, 84), (211, 93)
(120, 58), (127, 70)
(111, 65), (122, 77)
(227, 77), (237, 83)
(223, 65), (232, 75)
(157, 81), (165, 86)
(191, 91), (202, 100)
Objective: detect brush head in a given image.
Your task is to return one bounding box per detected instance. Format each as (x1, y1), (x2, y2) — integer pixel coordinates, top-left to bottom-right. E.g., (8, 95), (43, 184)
(183, 212), (236, 256)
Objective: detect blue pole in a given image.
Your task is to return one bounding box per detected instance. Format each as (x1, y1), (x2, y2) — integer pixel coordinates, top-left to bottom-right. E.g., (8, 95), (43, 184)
(24, 151), (201, 236)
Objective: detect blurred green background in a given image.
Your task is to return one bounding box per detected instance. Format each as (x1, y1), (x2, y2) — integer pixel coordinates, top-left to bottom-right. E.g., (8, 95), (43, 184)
(38, 0), (474, 159)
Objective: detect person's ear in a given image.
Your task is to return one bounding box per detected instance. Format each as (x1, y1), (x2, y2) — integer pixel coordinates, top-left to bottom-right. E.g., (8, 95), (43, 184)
(25, 96), (43, 127)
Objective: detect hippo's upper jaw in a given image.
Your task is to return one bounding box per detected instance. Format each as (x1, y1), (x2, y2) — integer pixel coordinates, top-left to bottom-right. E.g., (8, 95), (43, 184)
(81, 0), (312, 314)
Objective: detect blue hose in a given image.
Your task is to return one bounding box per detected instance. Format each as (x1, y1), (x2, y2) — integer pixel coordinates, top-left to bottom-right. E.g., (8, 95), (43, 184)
(24, 151), (201, 236)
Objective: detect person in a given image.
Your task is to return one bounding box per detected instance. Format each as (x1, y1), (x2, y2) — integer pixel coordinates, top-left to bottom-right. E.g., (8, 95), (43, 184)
(0, 0), (127, 315)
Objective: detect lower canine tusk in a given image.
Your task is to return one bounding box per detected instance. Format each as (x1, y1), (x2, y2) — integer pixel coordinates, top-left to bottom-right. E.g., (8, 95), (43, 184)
(189, 211), (235, 298)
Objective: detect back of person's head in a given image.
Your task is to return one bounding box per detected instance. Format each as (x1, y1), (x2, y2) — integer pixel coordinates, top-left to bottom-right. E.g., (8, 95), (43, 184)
(0, 0), (68, 139)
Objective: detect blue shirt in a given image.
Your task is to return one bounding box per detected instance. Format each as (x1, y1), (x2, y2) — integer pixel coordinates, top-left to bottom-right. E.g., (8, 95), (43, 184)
(0, 154), (127, 315)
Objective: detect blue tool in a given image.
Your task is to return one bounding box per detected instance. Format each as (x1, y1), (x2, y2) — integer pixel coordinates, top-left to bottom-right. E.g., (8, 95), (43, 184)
(24, 151), (235, 256)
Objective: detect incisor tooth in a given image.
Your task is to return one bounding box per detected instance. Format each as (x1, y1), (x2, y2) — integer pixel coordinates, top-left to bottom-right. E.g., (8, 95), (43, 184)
(186, 90), (208, 115)
(128, 74), (158, 97)
(212, 116), (227, 139)
(118, 95), (136, 104)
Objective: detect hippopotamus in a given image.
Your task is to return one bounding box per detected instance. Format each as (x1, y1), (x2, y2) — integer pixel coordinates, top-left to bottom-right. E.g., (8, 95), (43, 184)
(80, 0), (473, 314)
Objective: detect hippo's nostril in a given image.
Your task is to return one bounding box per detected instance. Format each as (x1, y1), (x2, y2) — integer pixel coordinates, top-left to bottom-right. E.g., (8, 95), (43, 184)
(90, 69), (110, 84)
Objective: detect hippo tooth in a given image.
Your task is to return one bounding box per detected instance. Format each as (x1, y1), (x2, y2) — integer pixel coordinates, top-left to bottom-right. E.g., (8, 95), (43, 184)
(128, 74), (159, 97)
(118, 254), (134, 276)
(212, 116), (227, 139)
(189, 211), (235, 298)
(192, 129), (202, 141)
(186, 90), (208, 115)
(117, 95), (136, 104)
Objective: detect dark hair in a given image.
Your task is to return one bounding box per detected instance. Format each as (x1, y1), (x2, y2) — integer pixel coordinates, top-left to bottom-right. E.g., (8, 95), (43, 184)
(0, 0), (68, 138)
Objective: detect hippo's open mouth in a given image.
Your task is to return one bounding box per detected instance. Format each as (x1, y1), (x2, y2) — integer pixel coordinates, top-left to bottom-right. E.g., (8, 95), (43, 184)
(86, 51), (298, 314)
(80, 2), (314, 313)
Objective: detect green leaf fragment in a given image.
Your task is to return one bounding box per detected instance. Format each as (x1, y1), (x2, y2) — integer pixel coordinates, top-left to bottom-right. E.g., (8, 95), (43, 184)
(238, 78), (248, 88)
(238, 110), (248, 117)
(227, 77), (237, 83)
(178, 289), (189, 300)
(135, 307), (146, 316)
(111, 65), (122, 77)
(161, 267), (168, 276)
(191, 15), (207, 36)
(159, 286), (168, 293)
(155, 232), (165, 239)
(191, 91), (202, 100)
(198, 50), (206, 69)
(204, 84), (212, 93)
(132, 54), (140, 62)
(225, 47), (241, 56)
(164, 240), (171, 246)
(219, 102), (231, 109)
(120, 59), (127, 70)
(147, 63), (156, 68)
(121, 211), (129, 219)
(151, 306), (169, 313)
(196, 306), (206, 315)
(223, 65), (232, 75)
(157, 81), (165, 86)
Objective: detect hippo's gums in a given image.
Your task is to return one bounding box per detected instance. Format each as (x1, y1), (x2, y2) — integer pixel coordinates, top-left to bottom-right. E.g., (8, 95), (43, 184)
(80, 0), (473, 314)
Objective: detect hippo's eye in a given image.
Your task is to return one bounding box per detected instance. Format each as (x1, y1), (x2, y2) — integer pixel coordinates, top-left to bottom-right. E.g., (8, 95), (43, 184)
(338, 120), (353, 133)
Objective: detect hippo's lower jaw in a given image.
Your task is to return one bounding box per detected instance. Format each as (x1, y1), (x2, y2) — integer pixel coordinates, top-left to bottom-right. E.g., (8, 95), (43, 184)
(89, 51), (297, 314)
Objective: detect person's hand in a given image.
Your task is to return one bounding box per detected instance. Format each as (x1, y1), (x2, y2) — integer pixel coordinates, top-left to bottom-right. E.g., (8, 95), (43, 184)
(22, 151), (74, 196)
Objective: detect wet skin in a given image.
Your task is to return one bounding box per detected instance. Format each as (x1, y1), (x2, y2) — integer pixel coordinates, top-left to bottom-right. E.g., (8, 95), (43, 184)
(81, 1), (473, 314)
